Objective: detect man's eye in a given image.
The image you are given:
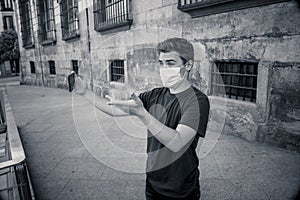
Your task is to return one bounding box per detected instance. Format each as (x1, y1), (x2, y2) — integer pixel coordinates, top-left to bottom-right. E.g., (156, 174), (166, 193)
(167, 62), (176, 66)
(159, 62), (163, 66)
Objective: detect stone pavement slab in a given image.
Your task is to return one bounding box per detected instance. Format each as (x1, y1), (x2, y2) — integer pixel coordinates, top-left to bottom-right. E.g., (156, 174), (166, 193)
(6, 85), (300, 200)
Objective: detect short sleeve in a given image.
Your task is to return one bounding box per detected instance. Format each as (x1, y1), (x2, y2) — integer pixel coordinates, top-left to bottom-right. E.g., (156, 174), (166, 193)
(179, 96), (210, 138)
(138, 90), (152, 110)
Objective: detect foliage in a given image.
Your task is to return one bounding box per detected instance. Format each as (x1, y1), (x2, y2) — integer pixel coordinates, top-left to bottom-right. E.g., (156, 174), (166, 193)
(0, 30), (20, 63)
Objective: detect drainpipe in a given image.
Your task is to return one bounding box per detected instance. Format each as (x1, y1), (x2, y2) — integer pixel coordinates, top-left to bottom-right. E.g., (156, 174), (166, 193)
(32, 0), (45, 86)
(38, 44), (45, 86)
(86, 8), (93, 91)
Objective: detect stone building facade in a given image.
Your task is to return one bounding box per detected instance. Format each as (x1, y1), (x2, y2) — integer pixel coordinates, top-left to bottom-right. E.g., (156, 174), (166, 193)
(15, 0), (300, 151)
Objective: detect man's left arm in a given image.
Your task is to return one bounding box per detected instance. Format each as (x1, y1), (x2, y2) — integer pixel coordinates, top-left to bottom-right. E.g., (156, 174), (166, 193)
(138, 109), (197, 152)
(108, 95), (206, 152)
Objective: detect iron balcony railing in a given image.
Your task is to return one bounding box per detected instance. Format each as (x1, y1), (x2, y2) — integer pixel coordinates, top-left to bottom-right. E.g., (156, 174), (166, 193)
(93, 0), (132, 32)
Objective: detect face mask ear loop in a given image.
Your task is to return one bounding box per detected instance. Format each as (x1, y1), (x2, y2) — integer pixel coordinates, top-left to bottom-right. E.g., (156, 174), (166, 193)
(182, 63), (191, 79)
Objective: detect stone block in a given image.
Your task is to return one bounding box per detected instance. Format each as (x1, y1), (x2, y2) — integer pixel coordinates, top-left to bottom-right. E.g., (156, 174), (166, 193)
(131, 0), (163, 14)
(257, 124), (300, 153)
(263, 35), (300, 62)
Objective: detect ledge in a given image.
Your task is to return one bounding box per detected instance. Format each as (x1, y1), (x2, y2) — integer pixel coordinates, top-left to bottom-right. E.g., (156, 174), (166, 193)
(62, 33), (80, 42)
(178, 0), (291, 18)
(40, 39), (57, 46)
(23, 43), (35, 49)
(95, 20), (133, 35)
(0, 8), (13, 12)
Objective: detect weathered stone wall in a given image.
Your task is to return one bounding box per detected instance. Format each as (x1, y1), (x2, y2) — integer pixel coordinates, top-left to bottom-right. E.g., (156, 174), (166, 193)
(16, 0), (300, 150)
(257, 62), (300, 151)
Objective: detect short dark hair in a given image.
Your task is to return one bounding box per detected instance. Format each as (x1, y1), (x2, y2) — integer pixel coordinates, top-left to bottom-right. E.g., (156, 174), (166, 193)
(158, 38), (194, 62)
(158, 49), (188, 64)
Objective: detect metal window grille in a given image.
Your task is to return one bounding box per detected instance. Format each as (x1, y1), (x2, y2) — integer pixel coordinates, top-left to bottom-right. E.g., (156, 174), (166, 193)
(0, 0), (13, 10)
(19, 0), (34, 48)
(2, 16), (13, 30)
(93, 0), (132, 31)
(110, 60), (124, 83)
(178, 0), (291, 18)
(179, 0), (212, 6)
(60, 0), (80, 40)
(30, 61), (35, 74)
(49, 61), (56, 75)
(37, 0), (56, 43)
(72, 60), (78, 74)
(211, 61), (258, 102)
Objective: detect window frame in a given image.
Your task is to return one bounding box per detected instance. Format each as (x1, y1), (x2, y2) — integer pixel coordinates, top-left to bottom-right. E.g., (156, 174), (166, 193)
(19, 0), (34, 48)
(93, 0), (133, 34)
(37, 0), (56, 45)
(108, 59), (126, 83)
(49, 60), (56, 75)
(178, 0), (292, 18)
(60, 0), (80, 41)
(2, 15), (14, 30)
(209, 60), (258, 103)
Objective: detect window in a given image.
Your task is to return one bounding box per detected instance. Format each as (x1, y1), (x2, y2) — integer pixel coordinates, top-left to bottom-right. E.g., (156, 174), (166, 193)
(19, 0), (34, 48)
(2, 16), (13, 30)
(37, 0), (56, 45)
(93, 0), (132, 33)
(49, 61), (56, 75)
(110, 60), (124, 83)
(211, 61), (258, 102)
(60, 0), (80, 40)
(0, 0), (13, 11)
(30, 61), (35, 74)
(178, 0), (291, 18)
(72, 60), (78, 74)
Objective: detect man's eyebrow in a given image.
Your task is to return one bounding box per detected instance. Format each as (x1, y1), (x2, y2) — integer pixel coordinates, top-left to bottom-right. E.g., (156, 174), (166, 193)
(158, 59), (176, 63)
(166, 59), (176, 62)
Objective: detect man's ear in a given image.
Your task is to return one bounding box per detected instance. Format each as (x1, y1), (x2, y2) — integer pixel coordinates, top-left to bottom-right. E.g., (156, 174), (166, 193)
(185, 60), (193, 71)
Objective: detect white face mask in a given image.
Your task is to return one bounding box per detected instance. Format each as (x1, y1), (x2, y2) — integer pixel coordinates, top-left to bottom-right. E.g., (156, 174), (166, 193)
(159, 67), (184, 88)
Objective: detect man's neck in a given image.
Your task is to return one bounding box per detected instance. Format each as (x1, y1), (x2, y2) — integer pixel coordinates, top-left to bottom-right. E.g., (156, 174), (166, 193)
(169, 79), (191, 94)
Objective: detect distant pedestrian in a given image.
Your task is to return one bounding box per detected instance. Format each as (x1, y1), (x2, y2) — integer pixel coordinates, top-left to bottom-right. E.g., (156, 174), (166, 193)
(71, 38), (210, 200)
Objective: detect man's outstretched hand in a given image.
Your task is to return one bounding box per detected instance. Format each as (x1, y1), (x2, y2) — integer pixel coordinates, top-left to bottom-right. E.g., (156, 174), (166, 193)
(106, 93), (145, 117)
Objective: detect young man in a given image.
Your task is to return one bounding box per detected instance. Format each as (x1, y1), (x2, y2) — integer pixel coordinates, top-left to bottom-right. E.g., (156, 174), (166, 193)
(72, 38), (210, 200)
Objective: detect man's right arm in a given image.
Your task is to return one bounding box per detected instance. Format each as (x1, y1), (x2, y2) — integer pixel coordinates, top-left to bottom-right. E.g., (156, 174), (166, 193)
(82, 90), (129, 117)
(72, 75), (129, 117)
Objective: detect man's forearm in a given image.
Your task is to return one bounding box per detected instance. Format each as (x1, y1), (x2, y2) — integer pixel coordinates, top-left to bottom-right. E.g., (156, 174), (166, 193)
(82, 90), (129, 117)
(138, 109), (182, 152)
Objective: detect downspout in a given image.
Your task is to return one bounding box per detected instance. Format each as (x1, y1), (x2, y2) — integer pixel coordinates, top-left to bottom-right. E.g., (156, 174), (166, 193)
(32, 0), (45, 86)
(86, 8), (93, 91)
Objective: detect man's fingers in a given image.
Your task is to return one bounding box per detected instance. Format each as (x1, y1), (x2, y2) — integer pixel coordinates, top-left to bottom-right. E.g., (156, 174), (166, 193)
(107, 100), (128, 106)
(107, 99), (138, 107)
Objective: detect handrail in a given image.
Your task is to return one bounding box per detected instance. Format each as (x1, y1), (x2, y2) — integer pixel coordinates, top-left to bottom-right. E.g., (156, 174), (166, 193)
(0, 87), (26, 169)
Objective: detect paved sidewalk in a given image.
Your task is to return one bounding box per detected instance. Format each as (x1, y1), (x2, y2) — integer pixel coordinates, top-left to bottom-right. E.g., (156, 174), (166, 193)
(6, 85), (300, 200)
(0, 76), (19, 86)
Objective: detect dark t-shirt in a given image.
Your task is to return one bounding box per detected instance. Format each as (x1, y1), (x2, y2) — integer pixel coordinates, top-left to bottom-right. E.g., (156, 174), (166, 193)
(139, 86), (210, 198)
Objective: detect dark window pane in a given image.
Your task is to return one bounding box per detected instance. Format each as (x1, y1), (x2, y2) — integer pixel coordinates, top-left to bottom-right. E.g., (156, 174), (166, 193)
(30, 61), (35, 74)
(72, 60), (79, 74)
(49, 61), (56, 75)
